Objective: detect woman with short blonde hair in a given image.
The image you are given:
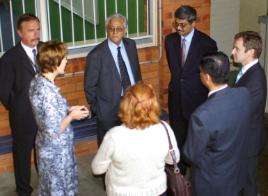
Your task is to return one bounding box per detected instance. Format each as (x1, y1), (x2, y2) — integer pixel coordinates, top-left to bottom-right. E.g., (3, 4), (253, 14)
(92, 81), (180, 196)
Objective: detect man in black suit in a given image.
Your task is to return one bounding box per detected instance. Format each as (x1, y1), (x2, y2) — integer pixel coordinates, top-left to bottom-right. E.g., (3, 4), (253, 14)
(84, 13), (142, 146)
(232, 31), (267, 196)
(183, 52), (252, 196)
(165, 5), (217, 174)
(0, 13), (40, 196)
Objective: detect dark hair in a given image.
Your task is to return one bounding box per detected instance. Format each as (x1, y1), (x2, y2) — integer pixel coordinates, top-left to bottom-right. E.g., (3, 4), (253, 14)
(234, 31), (262, 58)
(37, 41), (67, 73)
(175, 5), (197, 23)
(200, 51), (230, 84)
(17, 13), (39, 30)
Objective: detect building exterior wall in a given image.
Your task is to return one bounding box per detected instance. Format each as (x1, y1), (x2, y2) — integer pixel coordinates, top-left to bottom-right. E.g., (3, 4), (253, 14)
(240, 0), (267, 32)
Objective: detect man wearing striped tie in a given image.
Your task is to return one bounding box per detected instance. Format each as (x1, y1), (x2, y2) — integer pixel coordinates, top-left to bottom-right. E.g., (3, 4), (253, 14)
(84, 13), (142, 146)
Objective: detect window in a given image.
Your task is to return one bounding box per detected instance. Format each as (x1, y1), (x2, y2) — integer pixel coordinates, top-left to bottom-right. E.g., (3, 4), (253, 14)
(0, 0), (157, 57)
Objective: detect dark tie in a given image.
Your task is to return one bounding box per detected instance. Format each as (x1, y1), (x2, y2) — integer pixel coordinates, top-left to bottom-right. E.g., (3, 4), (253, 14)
(32, 49), (40, 74)
(117, 47), (131, 91)
(181, 38), (186, 66)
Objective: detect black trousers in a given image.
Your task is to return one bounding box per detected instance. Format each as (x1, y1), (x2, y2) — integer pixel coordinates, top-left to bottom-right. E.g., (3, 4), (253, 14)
(169, 113), (189, 176)
(96, 119), (121, 147)
(12, 133), (36, 196)
(240, 156), (258, 196)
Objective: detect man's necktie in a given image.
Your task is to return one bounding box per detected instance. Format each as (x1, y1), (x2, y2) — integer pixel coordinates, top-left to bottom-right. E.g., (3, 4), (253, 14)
(181, 38), (186, 66)
(235, 69), (243, 83)
(117, 47), (131, 91)
(32, 49), (40, 74)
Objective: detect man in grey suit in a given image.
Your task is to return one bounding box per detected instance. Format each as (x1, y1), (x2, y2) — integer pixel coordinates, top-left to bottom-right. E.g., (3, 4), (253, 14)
(183, 52), (252, 196)
(232, 31), (267, 196)
(84, 13), (142, 146)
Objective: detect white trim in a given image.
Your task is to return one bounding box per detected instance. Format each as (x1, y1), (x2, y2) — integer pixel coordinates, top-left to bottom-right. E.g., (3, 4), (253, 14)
(38, 1), (49, 41)
(0, 0), (158, 57)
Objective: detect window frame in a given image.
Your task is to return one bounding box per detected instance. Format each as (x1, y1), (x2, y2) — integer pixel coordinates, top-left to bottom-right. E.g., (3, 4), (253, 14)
(38, 0), (158, 59)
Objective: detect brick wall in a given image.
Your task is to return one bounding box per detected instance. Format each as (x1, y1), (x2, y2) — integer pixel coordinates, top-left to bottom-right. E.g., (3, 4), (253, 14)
(0, 0), (212, 173)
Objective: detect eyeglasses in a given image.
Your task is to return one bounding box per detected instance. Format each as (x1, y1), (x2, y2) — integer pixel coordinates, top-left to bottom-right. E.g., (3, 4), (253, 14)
(108, 27), (124, 33)
(173, 22), (189, 29)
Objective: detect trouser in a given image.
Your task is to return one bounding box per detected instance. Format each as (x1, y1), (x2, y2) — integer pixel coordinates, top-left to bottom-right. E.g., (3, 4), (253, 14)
(96, 119), (121, 147)
(169, 114), (189, 175)
(12, 135), (36, 196)
(240, 156), (258, 196)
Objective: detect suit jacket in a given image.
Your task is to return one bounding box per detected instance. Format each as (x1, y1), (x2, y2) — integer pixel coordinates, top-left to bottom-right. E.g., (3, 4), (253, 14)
(234, 62), (267, 156)
(183, 87), (252, 196)
(0, 42), (38, 138)
(84, 38), (141, 131)
(165, 29), (217, 121)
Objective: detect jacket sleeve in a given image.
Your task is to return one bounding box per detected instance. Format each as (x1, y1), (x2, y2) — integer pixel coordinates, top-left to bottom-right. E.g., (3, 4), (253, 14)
(183, 112), (210, 167)
(0, 54), (14, 110)
(132, 40), (142, 81)
(84, 52), (101, 115)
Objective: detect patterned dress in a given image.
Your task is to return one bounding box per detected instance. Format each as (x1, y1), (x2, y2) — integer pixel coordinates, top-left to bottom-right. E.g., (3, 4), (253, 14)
(29, 76), (78, 196)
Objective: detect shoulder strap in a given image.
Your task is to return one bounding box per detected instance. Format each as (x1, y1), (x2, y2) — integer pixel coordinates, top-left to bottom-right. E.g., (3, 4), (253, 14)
(160, 121), (172, 150)
(160, 121), (179, 172)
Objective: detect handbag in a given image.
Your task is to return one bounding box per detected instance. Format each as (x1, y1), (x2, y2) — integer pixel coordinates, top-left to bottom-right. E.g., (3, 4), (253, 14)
(160, 121), (192, 196)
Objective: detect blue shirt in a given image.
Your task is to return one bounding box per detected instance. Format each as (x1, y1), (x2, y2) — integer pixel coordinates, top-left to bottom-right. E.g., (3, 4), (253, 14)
(181, 28), (195, 58)
(108, 39), (135, 87)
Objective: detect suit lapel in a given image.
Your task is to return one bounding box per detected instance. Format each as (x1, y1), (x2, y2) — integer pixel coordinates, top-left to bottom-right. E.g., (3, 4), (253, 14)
(235, 63), (259, 86)
(184, 30), (200, 68)
(17, 43), (36, 76)
(103, 41), (121, 83)
(173, 34), (182, 66)
(123, 38), (137, 79)
(170, 34), (182, 74)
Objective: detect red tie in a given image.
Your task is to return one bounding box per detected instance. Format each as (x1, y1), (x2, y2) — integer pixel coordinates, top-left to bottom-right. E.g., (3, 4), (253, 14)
(181, 38), (186, 66)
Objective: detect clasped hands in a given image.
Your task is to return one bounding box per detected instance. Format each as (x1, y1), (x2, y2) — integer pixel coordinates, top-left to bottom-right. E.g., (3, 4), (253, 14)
(68, 105), (91, 121)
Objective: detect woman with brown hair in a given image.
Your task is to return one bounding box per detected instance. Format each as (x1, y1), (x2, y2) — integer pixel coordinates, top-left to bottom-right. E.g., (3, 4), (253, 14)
(92, 81), (180, 196)
(29, 41), (89, 195)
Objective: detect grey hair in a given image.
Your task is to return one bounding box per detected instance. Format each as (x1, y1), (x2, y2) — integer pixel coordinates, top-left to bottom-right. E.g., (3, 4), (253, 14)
(105, 13), (128, 29)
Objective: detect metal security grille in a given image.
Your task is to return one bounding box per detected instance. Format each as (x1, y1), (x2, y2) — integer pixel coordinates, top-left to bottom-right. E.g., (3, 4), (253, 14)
(0, 0), (157, 57)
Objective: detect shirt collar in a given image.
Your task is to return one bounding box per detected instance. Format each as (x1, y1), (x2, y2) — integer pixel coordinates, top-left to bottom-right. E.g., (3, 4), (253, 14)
(208, 84), (228, 97)
(241, 59), (258, 74)
(108, 39), (124, 50)
(181, 28), (195, 43)
(20, 41), (37, 53)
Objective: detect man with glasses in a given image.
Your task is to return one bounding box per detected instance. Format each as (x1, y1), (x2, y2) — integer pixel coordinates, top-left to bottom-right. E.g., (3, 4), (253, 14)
(165, 5), (217, 175)
(84, 13), (141, 146)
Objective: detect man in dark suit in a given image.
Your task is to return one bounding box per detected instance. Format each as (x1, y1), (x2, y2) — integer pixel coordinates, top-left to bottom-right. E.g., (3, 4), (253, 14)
(84, 13), (142, 146)
(183, 52), (252, 196)
(165, 5), (217, 174)
(0, 13), (40, 196)
(232, 31), (267, 196)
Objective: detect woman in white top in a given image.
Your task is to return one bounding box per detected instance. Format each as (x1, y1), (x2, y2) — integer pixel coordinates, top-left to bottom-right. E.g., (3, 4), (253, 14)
(91, 81), (180, 196)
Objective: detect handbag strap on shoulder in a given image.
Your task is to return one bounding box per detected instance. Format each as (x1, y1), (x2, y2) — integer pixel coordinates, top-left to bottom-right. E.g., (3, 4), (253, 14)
(160, 121), (180, 173)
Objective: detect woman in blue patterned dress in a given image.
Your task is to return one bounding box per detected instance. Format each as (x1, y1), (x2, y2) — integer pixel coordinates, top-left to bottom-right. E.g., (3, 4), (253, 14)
(29, 41), (90, 195)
